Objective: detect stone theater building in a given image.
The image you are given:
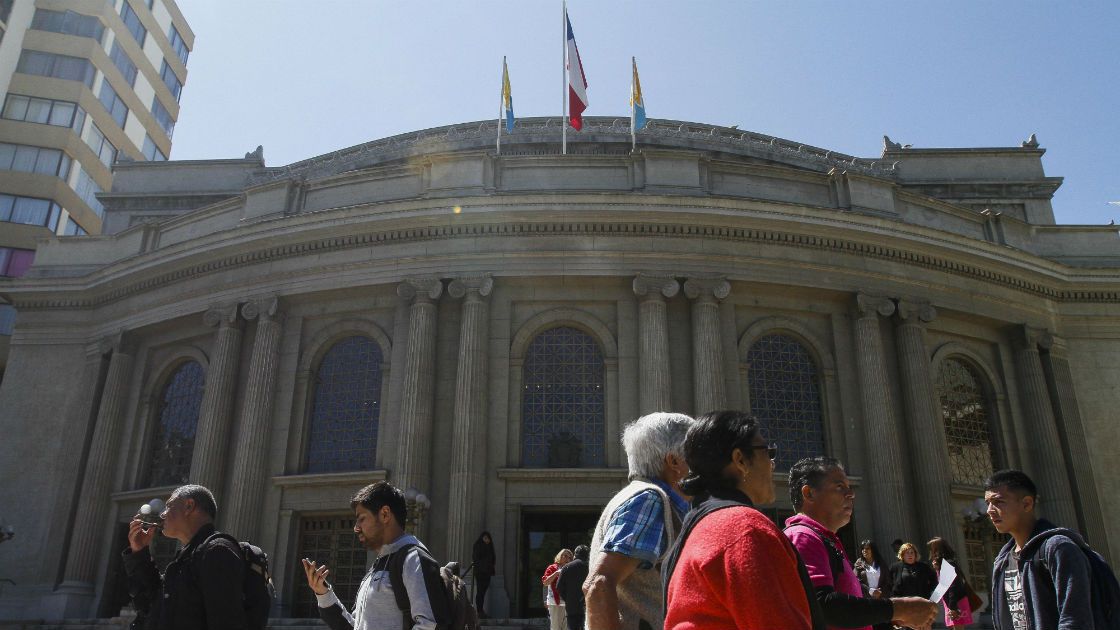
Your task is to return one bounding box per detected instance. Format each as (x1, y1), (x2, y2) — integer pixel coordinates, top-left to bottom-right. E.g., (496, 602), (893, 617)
(0, 117), (1117, 621)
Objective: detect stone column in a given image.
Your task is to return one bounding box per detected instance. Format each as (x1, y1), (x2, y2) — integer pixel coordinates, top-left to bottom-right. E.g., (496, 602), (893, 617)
(852, 294), (915, 547)
(894, 300), (964, 554)
(445, 275), (493, 564)
(1011, 326), (1078, 527)
(1041, 341), (1108, 554)
(223, 298), (285, 540)
(190, 304), (244, 492)
(59, 333), (135, 593)
(684, 277), (730, 415)
(633, 274), (679, 414)
(394, 278), (443, 498)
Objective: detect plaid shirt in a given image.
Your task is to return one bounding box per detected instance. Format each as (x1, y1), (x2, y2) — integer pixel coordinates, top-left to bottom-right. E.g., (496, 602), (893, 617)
(600, 478), (690, 568)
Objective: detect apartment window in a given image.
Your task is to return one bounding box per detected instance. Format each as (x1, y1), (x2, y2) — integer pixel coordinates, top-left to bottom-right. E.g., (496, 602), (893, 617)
(31, 9), (104, 42)
(110, 41), (138, 87)
(169, 25), (188, 65)
(120, 2), (146, 46)
(74, 166), (104, 217)
(3, 95), (86, 131)
(0, 247), (35, 278)
(0, 143), (72, 179)
(159, 60), (182, 101)
(0, 194), (62, 231)
(98, 82), (128, 128)
(83, 122), (117, 167)
(16, 51), (96, 87)
(63, 217), (88, 236)
(151, 97), (174, 138)
(142, 134), (166, 161)
(0, 305), (16, 336)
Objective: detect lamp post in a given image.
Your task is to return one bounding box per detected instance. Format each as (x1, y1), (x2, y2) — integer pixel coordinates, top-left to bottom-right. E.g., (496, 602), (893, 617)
(403, 488), (431, 533)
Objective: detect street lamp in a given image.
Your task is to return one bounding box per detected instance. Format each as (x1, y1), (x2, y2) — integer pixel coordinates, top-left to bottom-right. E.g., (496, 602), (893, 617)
(403, 488), (431, 532)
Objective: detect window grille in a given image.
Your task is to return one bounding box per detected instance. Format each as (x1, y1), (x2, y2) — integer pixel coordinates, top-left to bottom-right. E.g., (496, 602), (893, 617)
(936, 358), (997, 486)
(305, 336), (383, 473)
(521, 326), (605, 468)
(746, 334), (825, 470)
(145, 361), (204, 487)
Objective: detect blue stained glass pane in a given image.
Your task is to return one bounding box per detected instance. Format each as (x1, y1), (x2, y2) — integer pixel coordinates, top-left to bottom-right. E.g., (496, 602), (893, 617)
(305, 336), (384, 473)
(747, 334), (825, 470)
(146, 360), (204, 486)
(521, 326), (605, 468)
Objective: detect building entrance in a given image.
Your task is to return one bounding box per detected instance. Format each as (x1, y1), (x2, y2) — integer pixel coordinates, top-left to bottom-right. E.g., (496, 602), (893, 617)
(519, 509), (600, 618)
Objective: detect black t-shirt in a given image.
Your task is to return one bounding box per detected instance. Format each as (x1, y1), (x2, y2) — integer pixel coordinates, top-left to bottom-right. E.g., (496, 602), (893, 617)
(1003, 551), (1029, 630)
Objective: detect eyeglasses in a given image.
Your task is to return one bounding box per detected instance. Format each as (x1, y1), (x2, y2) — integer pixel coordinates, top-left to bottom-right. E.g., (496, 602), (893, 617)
(749, 443), (778, 461)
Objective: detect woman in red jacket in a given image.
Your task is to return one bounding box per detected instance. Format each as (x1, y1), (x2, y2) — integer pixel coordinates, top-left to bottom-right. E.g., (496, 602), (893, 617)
(663, 410), (823, 630)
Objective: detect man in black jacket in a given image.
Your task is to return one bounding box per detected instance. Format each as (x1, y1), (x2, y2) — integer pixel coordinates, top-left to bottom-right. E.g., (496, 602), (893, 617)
(123, 484), (247, 630)
(556, 545), (590, 630)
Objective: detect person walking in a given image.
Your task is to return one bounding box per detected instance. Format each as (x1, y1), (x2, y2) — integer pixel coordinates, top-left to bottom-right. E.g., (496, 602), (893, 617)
(557, 545), (590, 630)
(853, 540), (895, 630)
(662, 410), (821, 630)
(122, 484), (248, 630)
(926, 537), (973, 627)
(472, 531), (496, 618)
(542, 549), (573, 630)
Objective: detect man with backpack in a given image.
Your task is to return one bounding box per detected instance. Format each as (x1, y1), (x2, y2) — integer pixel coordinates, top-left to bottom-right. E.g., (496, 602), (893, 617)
(301, 481), (464, 630)
(123, 484), (264, 630)
(986, 469), (1116, 630)
(784, 457), (938, 630)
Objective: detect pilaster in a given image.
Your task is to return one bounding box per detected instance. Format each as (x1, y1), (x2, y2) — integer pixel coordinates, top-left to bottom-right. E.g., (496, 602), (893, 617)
(632, 273), (679, 414)
(683, 277), (730, 415)
(190, 303), (244, 492)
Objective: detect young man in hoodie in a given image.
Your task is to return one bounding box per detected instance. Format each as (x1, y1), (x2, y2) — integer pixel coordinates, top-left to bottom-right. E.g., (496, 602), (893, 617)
(985, 469), (1095, 630)
(302, 482), (447, 630)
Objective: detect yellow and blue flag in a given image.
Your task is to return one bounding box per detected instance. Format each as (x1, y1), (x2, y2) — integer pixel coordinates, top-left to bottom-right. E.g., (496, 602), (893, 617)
(630, 57), (646, 132)
(502, 57), (514, 133)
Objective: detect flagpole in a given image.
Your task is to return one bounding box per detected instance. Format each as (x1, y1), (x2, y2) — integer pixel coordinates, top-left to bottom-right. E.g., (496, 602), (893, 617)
(497, 56), (501, 155)
(630, 57), (636, 152)
(562, 0), (567, 155)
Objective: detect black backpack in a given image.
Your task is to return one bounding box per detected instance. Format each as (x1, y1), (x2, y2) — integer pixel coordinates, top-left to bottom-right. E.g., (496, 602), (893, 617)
(385, 543), (479, 630)
(782, 522), (847, 583)
(200, 533), (276, 630)
(1033, 536), (1120, 630)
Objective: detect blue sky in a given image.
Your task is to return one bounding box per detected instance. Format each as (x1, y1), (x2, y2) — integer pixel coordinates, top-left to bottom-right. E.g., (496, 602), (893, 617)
(172, 1), (1119, 225)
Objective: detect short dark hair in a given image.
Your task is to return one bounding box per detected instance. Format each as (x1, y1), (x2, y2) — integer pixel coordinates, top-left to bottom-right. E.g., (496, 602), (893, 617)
(573, 544), (590, 562)
(788, 456), (844, 510)
(984, 469), (1038, 498)
(679, 411), (763, 497)
(351, 482), (407, 526)
(173, 484), (217, 519)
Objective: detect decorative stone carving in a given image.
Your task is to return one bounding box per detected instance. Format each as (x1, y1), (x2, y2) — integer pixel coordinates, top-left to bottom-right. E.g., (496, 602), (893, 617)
(241, 296), (280, 321)
(683, 277), (731, 302)
(895, 299), (936, 324)
(632, 273), (680, 301)
(203, 303), (242, 328)
(883, 135), (902, 151)
(397, 277), (444, 303)
(447, 275), (494, 300)
(1022, 133), (1039, 148)
(856, 293), (896, 318)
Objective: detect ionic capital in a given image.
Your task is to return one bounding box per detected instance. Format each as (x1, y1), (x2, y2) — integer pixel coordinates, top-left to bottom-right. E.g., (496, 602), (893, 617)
(633, 273), (680, 301)
(683, 277), (730, 302)
(203, 303), (243, 329)
(447, 274), (493, 300)
(1013, 325), (1054, 352)
(895, 299), (937, 325)
(98, 328), (135, 355)
(242, 297), (283, 323)
(397, 278), (444, 304)
(855, 293), (896, 318)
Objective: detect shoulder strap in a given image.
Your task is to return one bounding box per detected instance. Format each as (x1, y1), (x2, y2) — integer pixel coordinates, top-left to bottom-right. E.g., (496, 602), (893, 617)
(660, 497), (742, 605)
(783, 523), (845, 582)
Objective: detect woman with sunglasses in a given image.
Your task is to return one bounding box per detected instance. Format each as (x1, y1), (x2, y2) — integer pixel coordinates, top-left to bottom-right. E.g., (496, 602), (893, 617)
(662, 410), (824, 630)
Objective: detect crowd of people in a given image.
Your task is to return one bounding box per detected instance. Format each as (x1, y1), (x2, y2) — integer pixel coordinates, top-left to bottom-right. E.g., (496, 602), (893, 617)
(119, 411), (1113, 630)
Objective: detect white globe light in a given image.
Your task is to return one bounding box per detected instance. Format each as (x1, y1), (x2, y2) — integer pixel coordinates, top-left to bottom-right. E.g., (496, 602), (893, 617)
(404, 488), (418, 502)
(415, 493), (428, 507)
(149, 498), (165, 514)
(140, 504), (152, 515)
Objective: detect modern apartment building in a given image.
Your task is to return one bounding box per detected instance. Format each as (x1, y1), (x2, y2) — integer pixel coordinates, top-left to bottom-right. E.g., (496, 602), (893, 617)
(0, 0), (193, 380)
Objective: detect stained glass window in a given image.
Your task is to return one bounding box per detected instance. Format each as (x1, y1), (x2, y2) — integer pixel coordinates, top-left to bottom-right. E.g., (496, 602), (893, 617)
(522, 326), (606, 468)
(145, 360), (204, 487)
(305, 336), (383, 473)
(746, 334), (825, 470)
(937, 358), (997, 486)
(291, 515), (367, 618)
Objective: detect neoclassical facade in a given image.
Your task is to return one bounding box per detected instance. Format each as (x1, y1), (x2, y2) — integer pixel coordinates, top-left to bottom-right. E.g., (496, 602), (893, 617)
(1, 118), (1118, 621)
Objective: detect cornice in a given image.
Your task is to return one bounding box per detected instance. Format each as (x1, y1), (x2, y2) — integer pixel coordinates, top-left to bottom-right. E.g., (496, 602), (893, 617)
(6, 218), (1120, 310)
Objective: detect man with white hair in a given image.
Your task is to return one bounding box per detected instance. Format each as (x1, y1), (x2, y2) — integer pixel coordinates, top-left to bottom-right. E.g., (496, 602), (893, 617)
(584, 412), (694, 630)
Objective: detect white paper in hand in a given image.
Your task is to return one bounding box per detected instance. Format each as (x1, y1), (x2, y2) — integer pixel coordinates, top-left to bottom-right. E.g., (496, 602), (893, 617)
(930, 560), (958, 603)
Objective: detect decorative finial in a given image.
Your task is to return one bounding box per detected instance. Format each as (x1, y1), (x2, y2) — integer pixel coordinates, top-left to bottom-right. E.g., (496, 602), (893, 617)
(883, 135), (902, 151)
(245, 145), (265, 161)
(1022, 133), (1039, 148)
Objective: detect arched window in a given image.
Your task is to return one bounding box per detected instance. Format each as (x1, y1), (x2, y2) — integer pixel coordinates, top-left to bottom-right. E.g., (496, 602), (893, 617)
(746, 334), (825, 470)
(936, 357), (997, 486)
(145, 360), (204, 487)
(305, 336), (384, 473)
(521, 326), (606, 468)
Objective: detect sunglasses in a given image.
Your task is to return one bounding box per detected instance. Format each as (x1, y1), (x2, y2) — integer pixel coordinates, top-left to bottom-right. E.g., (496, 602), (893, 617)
(749, 443), (778, 461)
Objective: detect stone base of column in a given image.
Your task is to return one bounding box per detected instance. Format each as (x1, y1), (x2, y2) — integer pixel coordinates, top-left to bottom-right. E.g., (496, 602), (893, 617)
(42, 582), (96, 620)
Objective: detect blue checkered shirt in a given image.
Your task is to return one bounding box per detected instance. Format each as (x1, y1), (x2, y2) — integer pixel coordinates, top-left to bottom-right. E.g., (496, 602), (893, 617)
(599, 478), (690, 568)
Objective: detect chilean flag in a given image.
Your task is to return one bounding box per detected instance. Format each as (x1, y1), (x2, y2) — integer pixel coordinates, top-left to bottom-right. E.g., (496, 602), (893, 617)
(565, 11), (589, 130)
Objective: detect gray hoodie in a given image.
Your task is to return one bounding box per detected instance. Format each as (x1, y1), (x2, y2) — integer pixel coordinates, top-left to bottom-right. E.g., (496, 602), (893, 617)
(317, 534), (439, 630)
